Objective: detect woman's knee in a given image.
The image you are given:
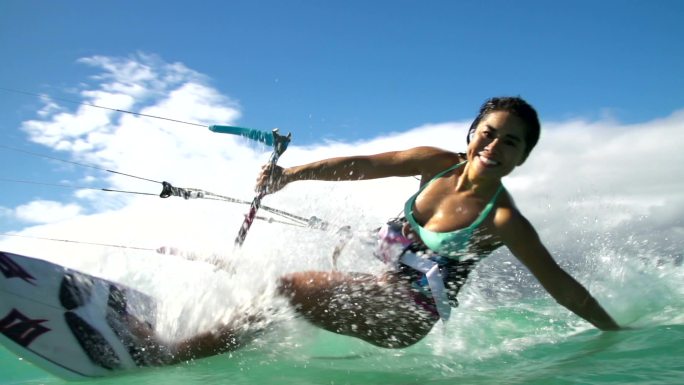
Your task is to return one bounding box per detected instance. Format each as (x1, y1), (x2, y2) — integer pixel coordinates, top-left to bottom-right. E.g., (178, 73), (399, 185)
(276, 272), (318, 297)
(277, 271), (343, 297)
(276, 271), (332, 308)
(276, 274), (295, 297)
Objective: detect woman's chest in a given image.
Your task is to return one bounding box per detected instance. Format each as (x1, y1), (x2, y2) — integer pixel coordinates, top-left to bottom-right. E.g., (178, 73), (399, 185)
(412, 179), (486, 232)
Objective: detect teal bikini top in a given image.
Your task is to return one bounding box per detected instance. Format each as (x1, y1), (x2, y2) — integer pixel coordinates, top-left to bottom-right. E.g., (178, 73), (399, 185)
(404, 161), (503, 258)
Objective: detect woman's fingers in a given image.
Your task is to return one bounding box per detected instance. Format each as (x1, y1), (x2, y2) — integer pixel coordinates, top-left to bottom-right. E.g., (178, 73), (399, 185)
(256, 164), (285, 194)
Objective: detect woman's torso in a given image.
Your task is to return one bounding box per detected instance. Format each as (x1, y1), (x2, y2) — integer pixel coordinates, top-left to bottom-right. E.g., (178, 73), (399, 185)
(404, 161), (506, 258)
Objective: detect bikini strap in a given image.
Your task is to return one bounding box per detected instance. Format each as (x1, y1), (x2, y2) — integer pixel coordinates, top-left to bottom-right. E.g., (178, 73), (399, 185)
(470, 184), (504, 229)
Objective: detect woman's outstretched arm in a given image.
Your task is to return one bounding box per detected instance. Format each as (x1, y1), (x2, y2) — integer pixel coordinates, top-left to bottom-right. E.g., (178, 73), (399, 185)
(256, 146), (463, 194)
(498, 209), (620, 331)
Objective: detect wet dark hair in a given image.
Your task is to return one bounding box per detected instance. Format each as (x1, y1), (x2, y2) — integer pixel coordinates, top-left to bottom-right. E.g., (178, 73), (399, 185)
(466, 96), (540, 161)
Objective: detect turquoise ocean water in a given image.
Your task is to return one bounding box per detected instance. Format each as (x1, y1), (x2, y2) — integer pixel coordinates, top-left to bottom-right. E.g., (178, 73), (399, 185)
(2, 308), (683, 385)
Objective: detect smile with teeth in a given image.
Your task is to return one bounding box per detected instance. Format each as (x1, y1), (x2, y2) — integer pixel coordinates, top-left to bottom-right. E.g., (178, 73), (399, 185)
(478, 153), (500, 166)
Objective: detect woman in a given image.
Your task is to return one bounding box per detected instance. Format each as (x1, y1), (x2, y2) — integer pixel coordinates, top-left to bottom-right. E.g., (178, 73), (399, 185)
(254, 96), (620, 349)
(137, 97), (619, 363)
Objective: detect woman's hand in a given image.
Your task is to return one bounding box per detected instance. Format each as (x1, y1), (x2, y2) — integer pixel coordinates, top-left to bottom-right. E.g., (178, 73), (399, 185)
(256, 164), (287, 195)
(401, 221), (423, 245)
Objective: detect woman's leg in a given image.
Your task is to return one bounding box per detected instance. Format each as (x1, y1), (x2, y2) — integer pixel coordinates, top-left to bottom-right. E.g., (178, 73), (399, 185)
(278, 271), (438, 348)
(168, 323), (242, 363)
(122, 309), (264, 365)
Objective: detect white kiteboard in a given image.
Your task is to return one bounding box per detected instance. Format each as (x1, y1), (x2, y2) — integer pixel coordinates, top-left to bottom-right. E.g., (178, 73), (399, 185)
(0, 251), (159, 379)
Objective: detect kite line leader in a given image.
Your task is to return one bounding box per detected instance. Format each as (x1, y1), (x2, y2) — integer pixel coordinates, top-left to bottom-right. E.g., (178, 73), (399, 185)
(193, 124), (295, 247)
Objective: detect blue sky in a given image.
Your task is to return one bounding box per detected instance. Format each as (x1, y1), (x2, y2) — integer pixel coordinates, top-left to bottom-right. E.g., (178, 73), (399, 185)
(0, 0), (683, 246)
(3, 0), (683, 133)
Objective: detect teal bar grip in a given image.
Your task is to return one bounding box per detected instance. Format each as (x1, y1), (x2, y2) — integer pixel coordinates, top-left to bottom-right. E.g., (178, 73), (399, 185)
(209, 125), (274, 146)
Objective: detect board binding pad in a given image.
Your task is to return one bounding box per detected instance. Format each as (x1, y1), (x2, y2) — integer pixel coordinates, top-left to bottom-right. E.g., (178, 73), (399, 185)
(0, 251), (158, 379)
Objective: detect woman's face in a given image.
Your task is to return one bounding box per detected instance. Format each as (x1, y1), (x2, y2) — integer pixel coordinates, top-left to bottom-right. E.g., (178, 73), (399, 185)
(467, 110), (528, 180)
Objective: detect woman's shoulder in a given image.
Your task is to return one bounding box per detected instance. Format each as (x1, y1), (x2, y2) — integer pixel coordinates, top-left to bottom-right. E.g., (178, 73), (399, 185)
(403, 147), (466, 174)
(492, 190), (535, 235)
(412, 146), (464, 159)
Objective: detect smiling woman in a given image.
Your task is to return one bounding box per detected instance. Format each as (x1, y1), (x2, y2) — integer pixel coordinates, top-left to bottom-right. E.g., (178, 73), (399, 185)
(466, 97), (540, 163)
(168, 96), (620, 353)
(2, 0), (683, 379)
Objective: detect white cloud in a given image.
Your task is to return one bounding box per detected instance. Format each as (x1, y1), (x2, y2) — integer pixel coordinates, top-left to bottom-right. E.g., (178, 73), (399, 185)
(13, 200), (83, 224)
(36, 95), (63, 117)
(506, 112), (684, 252)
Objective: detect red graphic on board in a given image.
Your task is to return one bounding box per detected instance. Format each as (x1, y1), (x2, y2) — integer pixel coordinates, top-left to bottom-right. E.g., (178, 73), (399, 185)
(0, 252), (36, 285)
(0, 308), (51, 347)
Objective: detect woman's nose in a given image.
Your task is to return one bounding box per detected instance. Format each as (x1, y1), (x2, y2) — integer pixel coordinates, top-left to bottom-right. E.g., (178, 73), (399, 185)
(484, 137), (500, 151)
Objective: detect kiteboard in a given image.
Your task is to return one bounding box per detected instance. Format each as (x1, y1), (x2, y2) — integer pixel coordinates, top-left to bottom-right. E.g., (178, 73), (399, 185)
(0, 251), (159, 379)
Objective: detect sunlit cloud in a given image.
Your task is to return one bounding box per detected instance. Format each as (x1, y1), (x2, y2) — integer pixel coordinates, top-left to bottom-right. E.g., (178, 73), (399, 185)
(13, 200), (83, 224)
